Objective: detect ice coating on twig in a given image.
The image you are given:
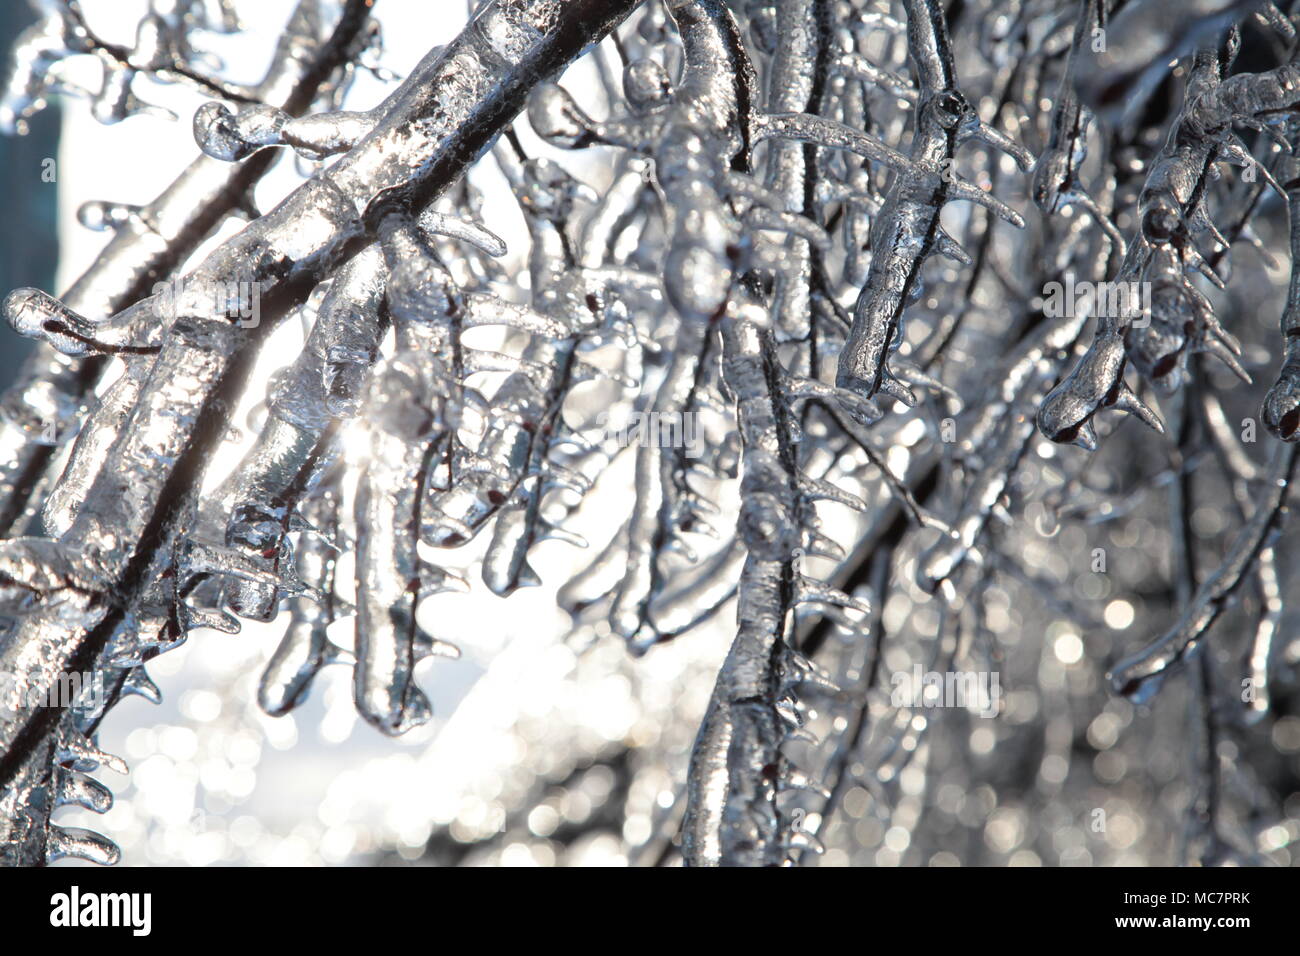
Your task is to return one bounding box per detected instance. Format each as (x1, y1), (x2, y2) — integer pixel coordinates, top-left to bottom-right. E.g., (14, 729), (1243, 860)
(1263, 124), (1300, 440)
(1109, 443), (1297, 703)
(835, 0), (1029, 402)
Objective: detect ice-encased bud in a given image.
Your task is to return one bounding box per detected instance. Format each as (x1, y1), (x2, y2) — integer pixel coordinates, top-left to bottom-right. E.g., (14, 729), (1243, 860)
(528, 84), (595, 149)
(77, 199), (140, 232)
(194, 101), (285, 161)
(3, 288), (102, 356)
(518, 157), (596, 222)
(1263, 364), (1300, 441)
(623, 58), (672, 114)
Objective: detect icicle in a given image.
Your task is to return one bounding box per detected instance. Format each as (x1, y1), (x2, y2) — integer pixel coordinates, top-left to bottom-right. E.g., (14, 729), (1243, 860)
(45, 825), (120, 866)
(56, 733), (128, 776)
(352, 350), (454, 736)
(257, 478), (352, 717)
(54, 767), (113, 813)
(424, 156), (590, 552)
(121, 667), (162, 705)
